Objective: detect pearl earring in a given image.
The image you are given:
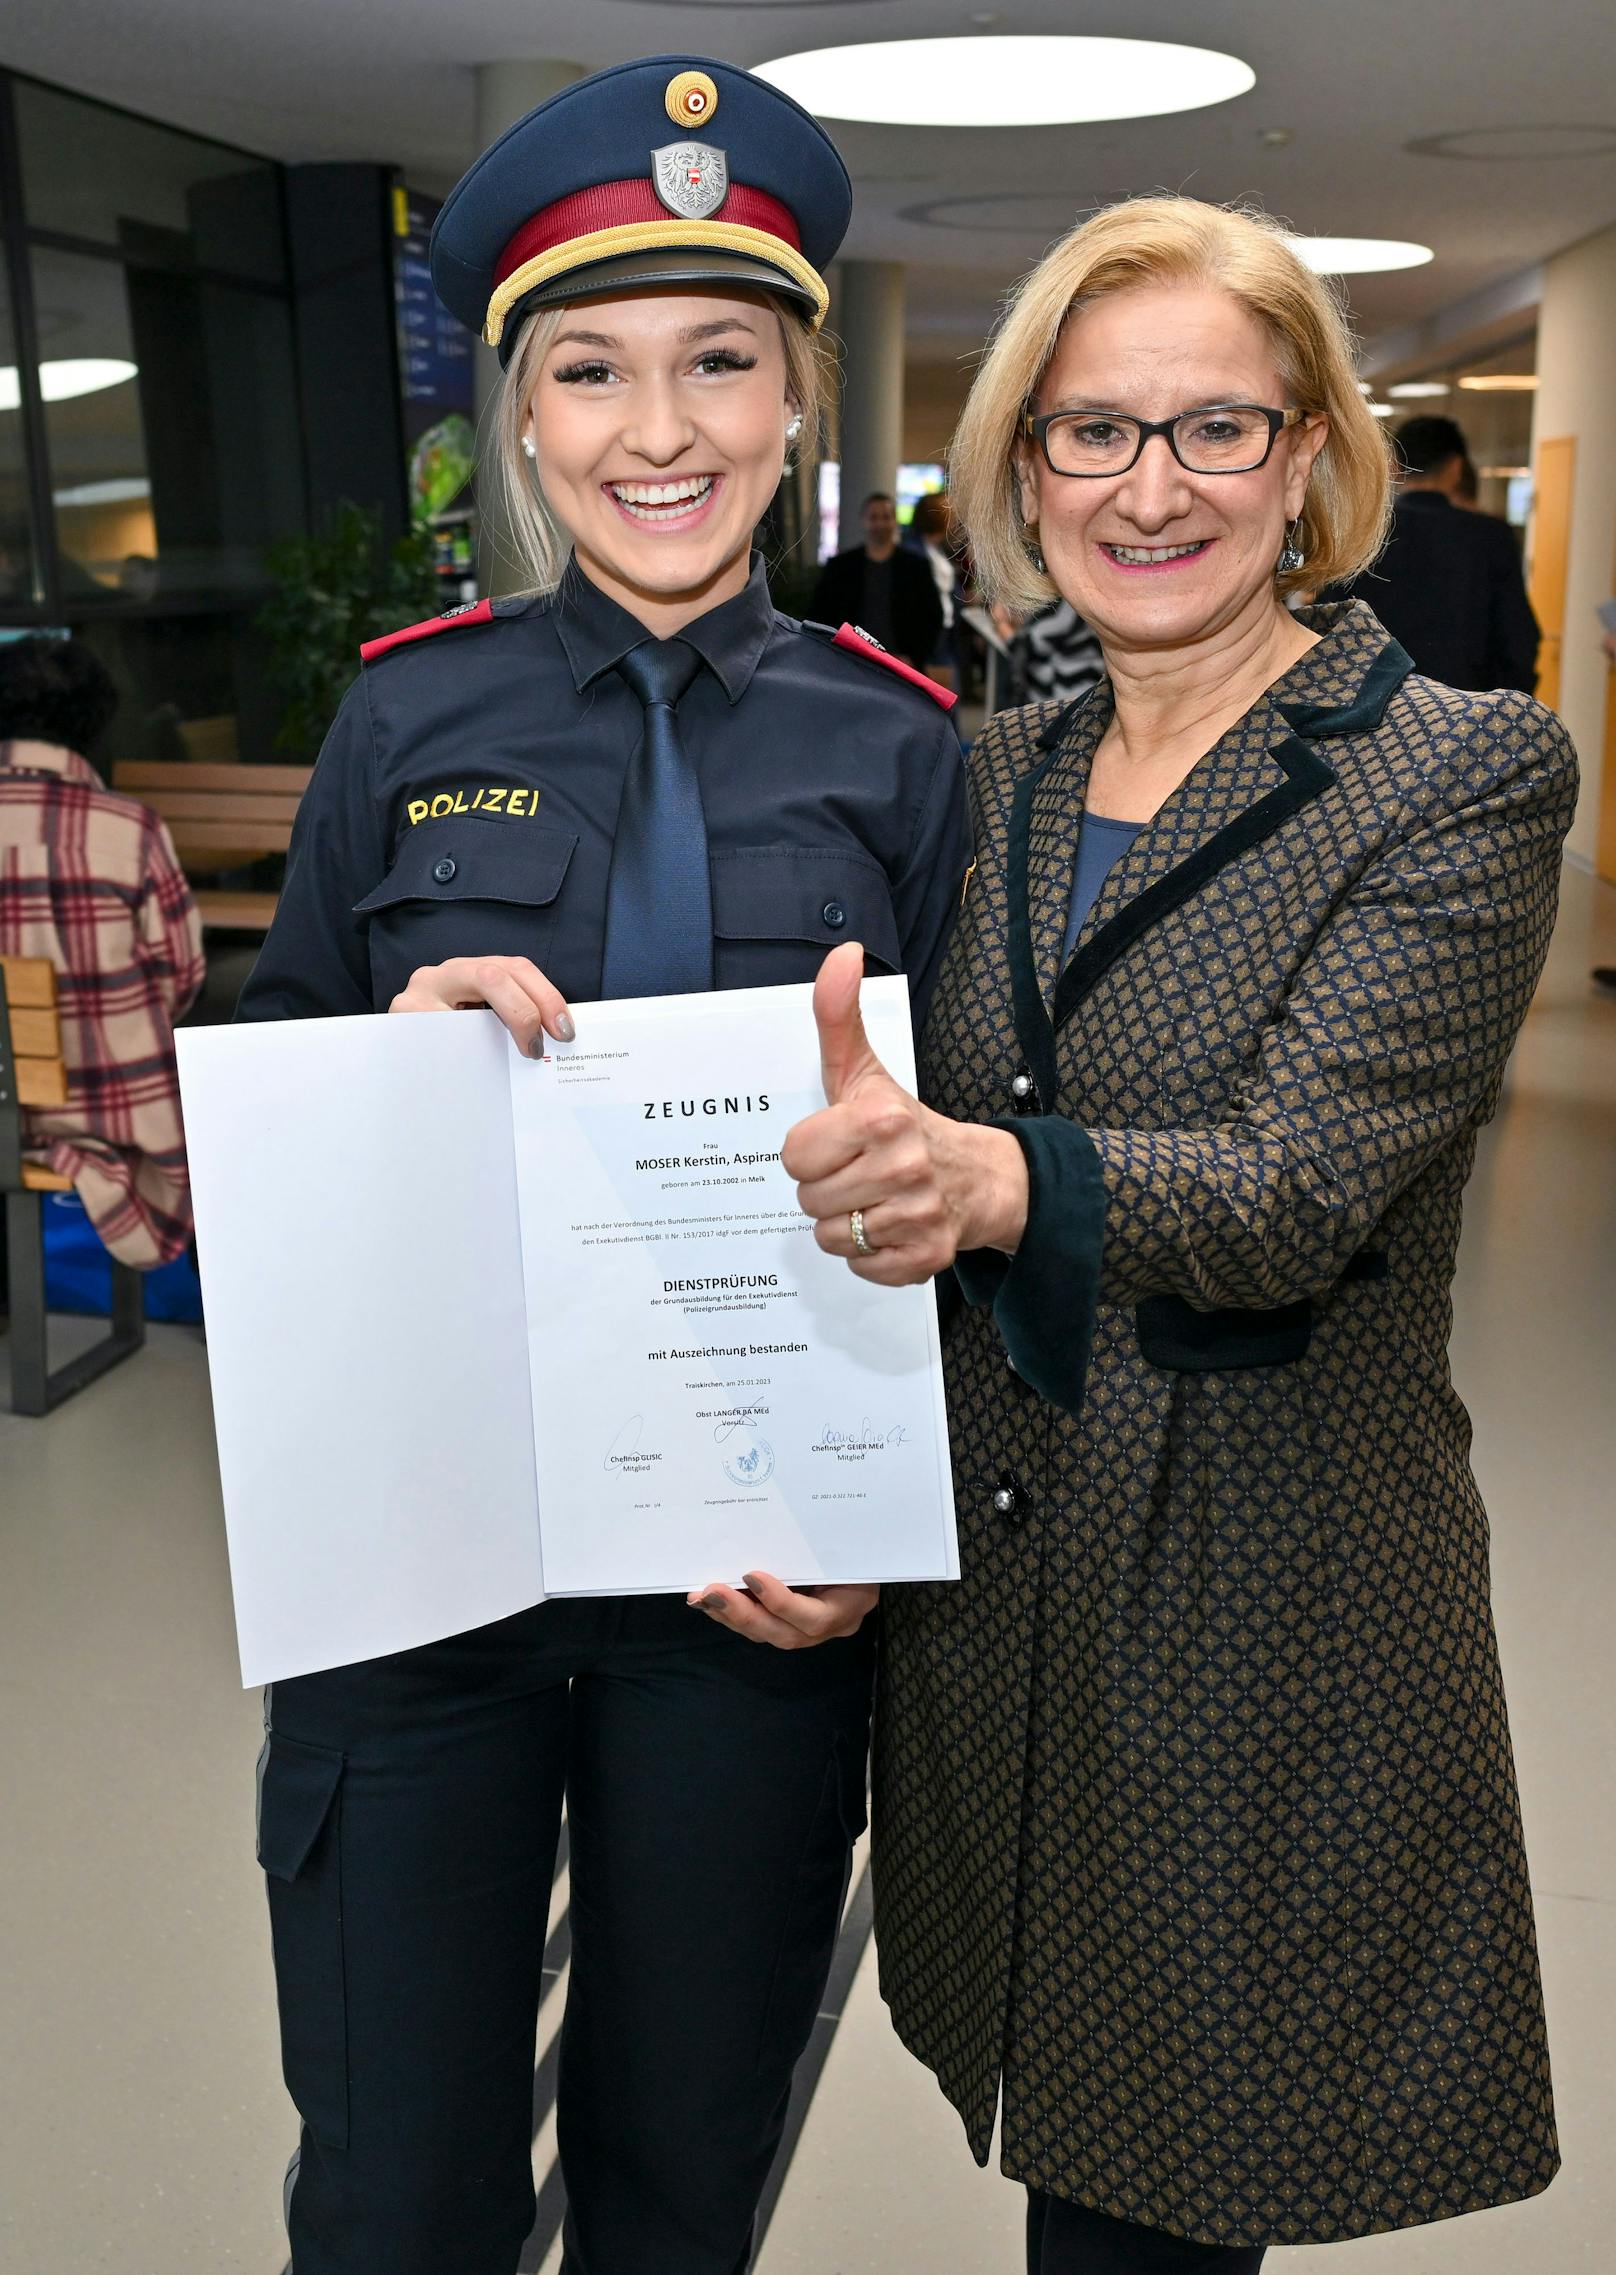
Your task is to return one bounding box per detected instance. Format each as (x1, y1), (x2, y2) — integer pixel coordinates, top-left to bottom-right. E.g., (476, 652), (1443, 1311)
(786, 415), (803, 442)
(522, 436), (537, 461)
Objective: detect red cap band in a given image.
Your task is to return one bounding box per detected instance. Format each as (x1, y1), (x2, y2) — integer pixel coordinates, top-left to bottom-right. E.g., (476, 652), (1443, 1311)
(494, 178), (802, 289)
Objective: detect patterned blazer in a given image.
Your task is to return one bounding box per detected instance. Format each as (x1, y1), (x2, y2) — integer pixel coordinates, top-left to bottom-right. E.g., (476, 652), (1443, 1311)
(873, 601), (1576, 2248)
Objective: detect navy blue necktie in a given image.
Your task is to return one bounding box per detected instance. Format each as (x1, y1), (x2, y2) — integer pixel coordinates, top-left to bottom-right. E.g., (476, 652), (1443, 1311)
(600, 637), (712, 999)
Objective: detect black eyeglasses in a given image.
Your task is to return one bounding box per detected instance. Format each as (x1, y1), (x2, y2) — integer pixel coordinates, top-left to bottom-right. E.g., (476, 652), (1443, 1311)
(1022, 403), (1306, 478)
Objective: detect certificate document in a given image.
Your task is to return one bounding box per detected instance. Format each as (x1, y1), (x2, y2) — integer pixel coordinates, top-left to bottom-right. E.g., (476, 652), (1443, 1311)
(511, 978), (957, 1596)
(178, 978), (956, 1684)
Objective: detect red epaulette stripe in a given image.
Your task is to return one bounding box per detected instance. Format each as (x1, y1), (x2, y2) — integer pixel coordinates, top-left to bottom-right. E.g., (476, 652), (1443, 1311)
(831, 622), (958, 711)
(361, 597), (495, 664)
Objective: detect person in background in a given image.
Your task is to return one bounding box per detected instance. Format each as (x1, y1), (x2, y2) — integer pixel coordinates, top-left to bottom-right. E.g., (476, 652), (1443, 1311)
(907, 491), (959, 685)
(0, 635), (204, 1268)
(1594, 615), (1616, 992)
(1333, 412), (1539, 691)
(999, 594), (1106, 708)
(812, 488), (944, 668)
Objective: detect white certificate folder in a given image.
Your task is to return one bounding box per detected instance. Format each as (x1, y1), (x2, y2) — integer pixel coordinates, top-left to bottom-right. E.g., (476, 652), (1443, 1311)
(178, 979), (958, 1686)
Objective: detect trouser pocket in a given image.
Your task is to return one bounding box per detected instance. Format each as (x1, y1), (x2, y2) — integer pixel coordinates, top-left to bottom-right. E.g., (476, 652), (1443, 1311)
(257, 1733), (349, 2150)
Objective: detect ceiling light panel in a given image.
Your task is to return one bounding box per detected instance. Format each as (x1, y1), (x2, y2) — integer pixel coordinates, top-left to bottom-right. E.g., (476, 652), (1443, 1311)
(1289, 239), (1434, 275)
(754, 37), (1255, 128)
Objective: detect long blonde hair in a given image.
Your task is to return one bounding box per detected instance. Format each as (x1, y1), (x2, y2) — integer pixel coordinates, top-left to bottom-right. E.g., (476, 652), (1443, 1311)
(949, 196), (1393, 614)
(489, 295), (829, 597)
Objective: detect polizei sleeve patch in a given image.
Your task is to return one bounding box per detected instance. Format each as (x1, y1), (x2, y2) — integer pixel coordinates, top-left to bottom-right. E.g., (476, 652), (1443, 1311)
(360, 597), (495, 664)
(805, 619), (959, 711)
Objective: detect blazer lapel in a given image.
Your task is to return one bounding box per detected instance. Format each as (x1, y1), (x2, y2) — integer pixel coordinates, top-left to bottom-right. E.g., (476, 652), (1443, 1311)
(1004, 600), (1412, 1079)
(1005, 688), (1107, 1107)
(1053, 715), (1334, 1028)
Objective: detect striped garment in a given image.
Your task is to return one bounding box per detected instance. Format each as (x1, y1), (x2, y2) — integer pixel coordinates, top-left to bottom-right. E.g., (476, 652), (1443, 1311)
(1, 739), (205, 1267)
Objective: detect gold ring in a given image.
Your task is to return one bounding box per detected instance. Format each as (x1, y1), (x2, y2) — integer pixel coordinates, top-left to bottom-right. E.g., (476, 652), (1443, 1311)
(849, 1208), (874, 1257)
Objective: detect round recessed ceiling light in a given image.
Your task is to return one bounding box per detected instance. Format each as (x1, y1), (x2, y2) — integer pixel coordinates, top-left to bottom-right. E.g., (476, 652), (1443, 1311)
(0, 357), (138, 412)
(1457, 373), (1538, 390)
(1387, 380), (1452, 397)
(1289, 238), (1433, 274)
(1406, 123), (1616, 162)
(754, 36), (1255, 128)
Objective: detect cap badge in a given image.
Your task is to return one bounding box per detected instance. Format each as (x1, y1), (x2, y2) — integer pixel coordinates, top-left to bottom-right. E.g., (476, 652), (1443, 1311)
(652, 142), (729, 222)
(665, 70), (719, 130)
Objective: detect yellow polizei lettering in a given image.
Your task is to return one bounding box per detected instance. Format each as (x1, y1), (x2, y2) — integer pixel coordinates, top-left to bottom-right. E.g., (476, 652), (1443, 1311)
(406, 784), (539, 821)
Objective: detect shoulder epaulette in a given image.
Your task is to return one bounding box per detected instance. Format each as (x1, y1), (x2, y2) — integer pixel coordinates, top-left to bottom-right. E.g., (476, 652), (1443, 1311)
(802, 619), (958, 712)
(360, 596), (495, 665)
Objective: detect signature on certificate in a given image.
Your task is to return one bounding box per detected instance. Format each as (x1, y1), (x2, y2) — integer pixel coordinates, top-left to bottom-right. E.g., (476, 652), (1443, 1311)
(813, 1420), (910, 1452)
(604, 1415), (662, 1473)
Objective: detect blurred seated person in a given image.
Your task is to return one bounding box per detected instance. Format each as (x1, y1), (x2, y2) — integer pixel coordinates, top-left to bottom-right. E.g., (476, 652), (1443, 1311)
(812, 489), (944, 669)
(0, 636), (205, 1267)
(1330, 413), (1538, 692)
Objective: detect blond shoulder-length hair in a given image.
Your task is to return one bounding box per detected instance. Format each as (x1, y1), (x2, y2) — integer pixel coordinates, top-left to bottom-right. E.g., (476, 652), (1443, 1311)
(950, 196), (1393, 614)
(488, 295), (829, 598)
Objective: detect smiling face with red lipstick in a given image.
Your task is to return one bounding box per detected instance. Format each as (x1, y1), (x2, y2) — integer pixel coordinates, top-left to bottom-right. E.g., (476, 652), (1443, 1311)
(1016, 282), (1328, 664)
(523, 285), (800, 638)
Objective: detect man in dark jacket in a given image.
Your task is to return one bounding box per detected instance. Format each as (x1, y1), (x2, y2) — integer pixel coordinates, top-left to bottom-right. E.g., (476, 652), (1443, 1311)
(811, 491), (944, 670)
(1336, 414), (1539, 692)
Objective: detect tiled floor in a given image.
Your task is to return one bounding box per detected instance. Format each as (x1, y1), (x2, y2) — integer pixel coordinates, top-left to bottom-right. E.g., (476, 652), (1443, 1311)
(2, 864), (1612, 2275)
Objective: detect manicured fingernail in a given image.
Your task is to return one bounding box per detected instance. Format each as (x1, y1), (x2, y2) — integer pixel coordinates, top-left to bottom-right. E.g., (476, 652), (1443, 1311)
(742, 1573), (764, 1591)
(529, 1036), (546, 1060)
(698, 1594), (727, 1613)
(555, 1012), (575, 1041)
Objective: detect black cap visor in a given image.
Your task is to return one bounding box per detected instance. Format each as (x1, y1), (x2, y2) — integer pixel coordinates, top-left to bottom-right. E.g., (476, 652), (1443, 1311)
(496, 247), (818, 364)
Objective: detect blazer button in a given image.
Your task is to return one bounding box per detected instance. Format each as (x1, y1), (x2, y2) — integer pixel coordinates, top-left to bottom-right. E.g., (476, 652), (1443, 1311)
(992, 1469), (1025, 1521)
(1008, 1068), (1041, 1116)
(433, 856), (457, 884)
(822, 901), (846, 929)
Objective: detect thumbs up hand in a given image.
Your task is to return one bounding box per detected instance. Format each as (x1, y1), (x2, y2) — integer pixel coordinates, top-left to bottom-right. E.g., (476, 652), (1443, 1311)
(780, 943), (1030, 1286)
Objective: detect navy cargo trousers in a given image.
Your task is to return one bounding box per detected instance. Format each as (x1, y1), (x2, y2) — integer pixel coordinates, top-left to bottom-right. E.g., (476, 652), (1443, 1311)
(256, 1594), (874, 2275)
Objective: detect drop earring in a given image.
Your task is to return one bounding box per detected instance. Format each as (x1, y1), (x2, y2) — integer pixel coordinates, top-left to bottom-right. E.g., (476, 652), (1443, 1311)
(785, 415), (803, 442)
(1024, 525), (1046, 575)
(1278, 517), (1304, 574)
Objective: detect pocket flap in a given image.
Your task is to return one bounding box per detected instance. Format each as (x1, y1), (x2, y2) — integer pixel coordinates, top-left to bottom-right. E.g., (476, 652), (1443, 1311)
(354, 821), (578, 916)
(257, 1735), (345, 1881)
(710, 848), (901, 968)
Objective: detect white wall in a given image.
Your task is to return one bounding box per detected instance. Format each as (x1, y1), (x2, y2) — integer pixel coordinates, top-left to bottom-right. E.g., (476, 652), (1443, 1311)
(1531, 223), (1616, 867)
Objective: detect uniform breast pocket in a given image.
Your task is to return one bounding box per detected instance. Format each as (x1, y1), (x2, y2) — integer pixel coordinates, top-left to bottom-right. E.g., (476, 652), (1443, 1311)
(710, 847), (902, 993)
(354, 820), (578, 1006)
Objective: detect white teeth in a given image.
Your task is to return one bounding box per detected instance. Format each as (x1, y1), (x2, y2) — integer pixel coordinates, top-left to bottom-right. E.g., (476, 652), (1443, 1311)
(1107, 541), (1207, 564)
(610, 476), (715, 514)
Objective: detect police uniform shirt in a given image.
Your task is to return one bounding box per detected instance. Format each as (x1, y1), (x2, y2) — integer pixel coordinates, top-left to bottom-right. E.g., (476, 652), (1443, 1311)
(239, 556), (969, 1028)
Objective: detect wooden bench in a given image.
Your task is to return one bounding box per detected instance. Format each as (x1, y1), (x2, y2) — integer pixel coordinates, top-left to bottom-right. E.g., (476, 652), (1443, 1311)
(0, 956), (145, 1414)
(112, 760), (313, 933)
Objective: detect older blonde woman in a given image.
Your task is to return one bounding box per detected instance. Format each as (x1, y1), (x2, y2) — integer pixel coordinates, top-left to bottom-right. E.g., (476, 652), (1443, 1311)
(749, 198), (1572, 2271)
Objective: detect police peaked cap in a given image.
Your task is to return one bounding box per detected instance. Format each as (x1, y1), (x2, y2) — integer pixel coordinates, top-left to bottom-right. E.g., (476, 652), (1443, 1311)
(431, 56), (851, 363)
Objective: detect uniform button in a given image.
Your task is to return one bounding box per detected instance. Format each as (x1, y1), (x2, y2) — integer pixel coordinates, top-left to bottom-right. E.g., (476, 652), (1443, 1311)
(822, 901), (846, 929)
(433, 857), (457, 884)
